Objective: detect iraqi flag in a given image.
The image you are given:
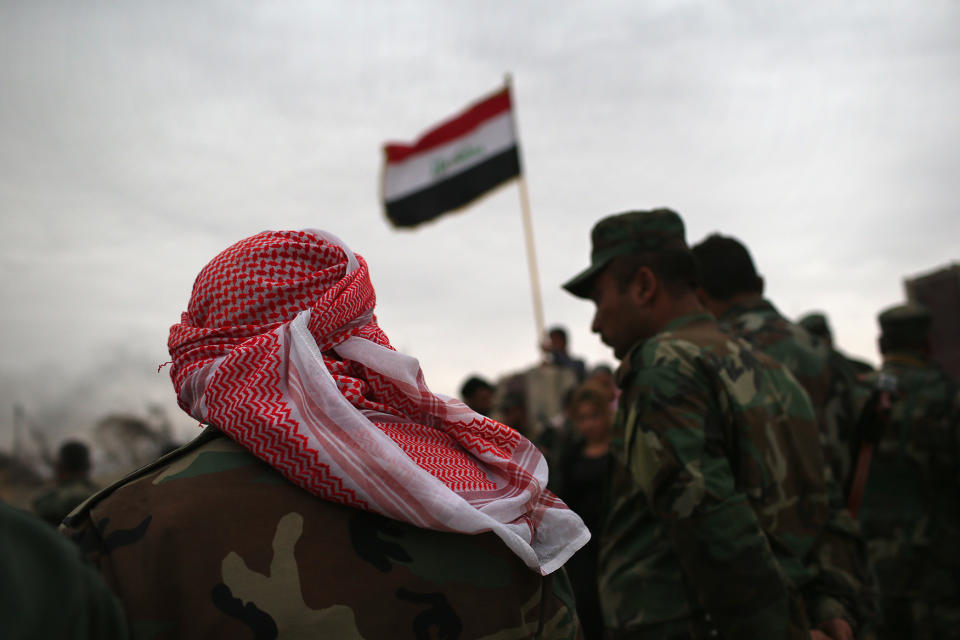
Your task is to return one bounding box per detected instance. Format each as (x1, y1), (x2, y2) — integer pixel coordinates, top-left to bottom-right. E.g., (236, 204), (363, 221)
(381, 85), (521, 228)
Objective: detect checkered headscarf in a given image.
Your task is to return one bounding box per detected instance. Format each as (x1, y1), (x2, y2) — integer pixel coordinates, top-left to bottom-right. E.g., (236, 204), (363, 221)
(168, 229), (587, 574)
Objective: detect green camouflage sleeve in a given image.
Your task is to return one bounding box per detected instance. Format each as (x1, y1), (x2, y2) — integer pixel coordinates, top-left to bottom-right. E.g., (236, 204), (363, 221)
(727, 307), (880, 634)
(625, 342), (808, 639)
(805, 507), (879, 635)
(796, 370), (881, 635)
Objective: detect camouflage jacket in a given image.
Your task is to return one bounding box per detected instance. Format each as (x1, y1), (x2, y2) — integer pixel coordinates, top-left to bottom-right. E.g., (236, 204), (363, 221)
(719, 298), (879, 633)
(859, 353), (960, 600)
(719, 299), (862, 487)
(599, 312), (826, 639)
(1, 500), (128, 640)
(61, 428), (581, 640)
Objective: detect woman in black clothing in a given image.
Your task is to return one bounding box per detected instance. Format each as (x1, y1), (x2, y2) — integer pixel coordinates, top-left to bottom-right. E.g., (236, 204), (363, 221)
(554, 382), (614, 640)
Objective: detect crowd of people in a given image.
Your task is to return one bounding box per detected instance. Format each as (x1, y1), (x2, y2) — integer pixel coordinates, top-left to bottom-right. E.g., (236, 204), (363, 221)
(2, 213), (957, 640)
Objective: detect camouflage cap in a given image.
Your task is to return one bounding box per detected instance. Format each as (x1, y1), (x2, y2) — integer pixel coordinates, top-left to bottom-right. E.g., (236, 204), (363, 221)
(562, 208), (687, 298)
(878, 302), (932, 339)
(798, 312), (830, 339)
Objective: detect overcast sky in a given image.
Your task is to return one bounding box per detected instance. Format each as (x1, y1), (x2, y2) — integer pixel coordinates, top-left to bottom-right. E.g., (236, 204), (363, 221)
(2, 0), (958, 448)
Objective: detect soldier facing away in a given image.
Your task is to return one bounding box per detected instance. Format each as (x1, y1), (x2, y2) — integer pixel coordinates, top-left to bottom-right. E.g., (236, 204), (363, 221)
(858, 302), (960, 639)
(563, 208), (829, 639)
(690, 235), (861, 488)
(62, 229), (587, 639)
(691, 233), (880, 639)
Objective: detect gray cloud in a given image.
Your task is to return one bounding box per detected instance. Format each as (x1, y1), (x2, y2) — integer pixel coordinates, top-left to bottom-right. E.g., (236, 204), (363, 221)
(2, 0), (958, 447)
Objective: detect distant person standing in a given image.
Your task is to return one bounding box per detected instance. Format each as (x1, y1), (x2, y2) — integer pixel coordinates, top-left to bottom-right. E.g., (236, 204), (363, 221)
(459, 375), (496, 417)
(690, 235), (855, 484)
(32, 440), (98, 526)
(529, 327), (585, 446)
(497, 388), (533, 438)
(858, 303), (960, 640)
(552, 382), (614, 640)
(542, 326), (587, 383)
(692, 233), (879, 639)
(586, 364), (619, 411)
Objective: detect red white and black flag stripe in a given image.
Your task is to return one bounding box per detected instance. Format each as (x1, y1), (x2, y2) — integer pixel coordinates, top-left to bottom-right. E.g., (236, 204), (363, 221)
(381, 85), (521, 228)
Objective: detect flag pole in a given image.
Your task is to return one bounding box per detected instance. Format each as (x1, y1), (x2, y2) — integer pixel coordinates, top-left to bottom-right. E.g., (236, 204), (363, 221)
(506, 74), (546, 348)
(518, 174), (546, 345)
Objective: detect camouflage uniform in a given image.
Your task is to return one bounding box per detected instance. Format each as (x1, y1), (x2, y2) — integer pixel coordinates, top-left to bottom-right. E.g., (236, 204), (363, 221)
(562, 209), (833, 639)
(1, 500), (128, 639)
(719, 299), (880, 634)
(858, 304), (960, 639)
(598, 311), (825, 639)
(61, 428), (581, 640)
(722, 300), (860, 486)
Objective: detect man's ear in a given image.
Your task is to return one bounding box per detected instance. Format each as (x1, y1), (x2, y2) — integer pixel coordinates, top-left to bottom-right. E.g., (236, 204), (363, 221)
(631, 266), (657, 306)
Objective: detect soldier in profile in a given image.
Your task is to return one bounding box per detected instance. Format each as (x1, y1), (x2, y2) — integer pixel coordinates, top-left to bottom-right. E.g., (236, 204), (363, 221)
(690, 235), (856, 485)
(858, 303), (960, 639)
(62, 229), (586, 639)
(563, 208), (828, 639)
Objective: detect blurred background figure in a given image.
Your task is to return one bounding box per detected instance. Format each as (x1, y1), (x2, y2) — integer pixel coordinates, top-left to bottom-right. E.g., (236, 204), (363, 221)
(692, 232), (878, 636)
(31, 440), (97, 527)
(691, 233), (862, 488)
(551, 381), (614, 640)
(858, 302), (960, 640)
(535, 387), (577, 477)
(519, 325), (589, 448)
(541, 326), (587, 383)
(1, 501), (129, 639)
(496, 381), (532, 439)
(585, 364), (619, 411)
(459, 375), (496, 417)
(798, 311), (875, 376)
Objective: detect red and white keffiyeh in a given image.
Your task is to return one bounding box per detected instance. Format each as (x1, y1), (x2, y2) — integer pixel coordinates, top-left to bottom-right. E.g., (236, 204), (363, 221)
(168, 229), (587, 574)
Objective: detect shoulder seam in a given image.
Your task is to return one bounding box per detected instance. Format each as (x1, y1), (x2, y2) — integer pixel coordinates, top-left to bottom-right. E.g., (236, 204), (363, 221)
(62, 426), (224, 526)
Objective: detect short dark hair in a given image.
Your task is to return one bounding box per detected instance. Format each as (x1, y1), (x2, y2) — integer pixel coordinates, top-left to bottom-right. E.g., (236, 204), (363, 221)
(58, 441), (91, 475)
(460, 375), (493, 400)
(547, 326), (568, 342)
(690, 234), (763, 300)
(605, 247), (699, 296)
